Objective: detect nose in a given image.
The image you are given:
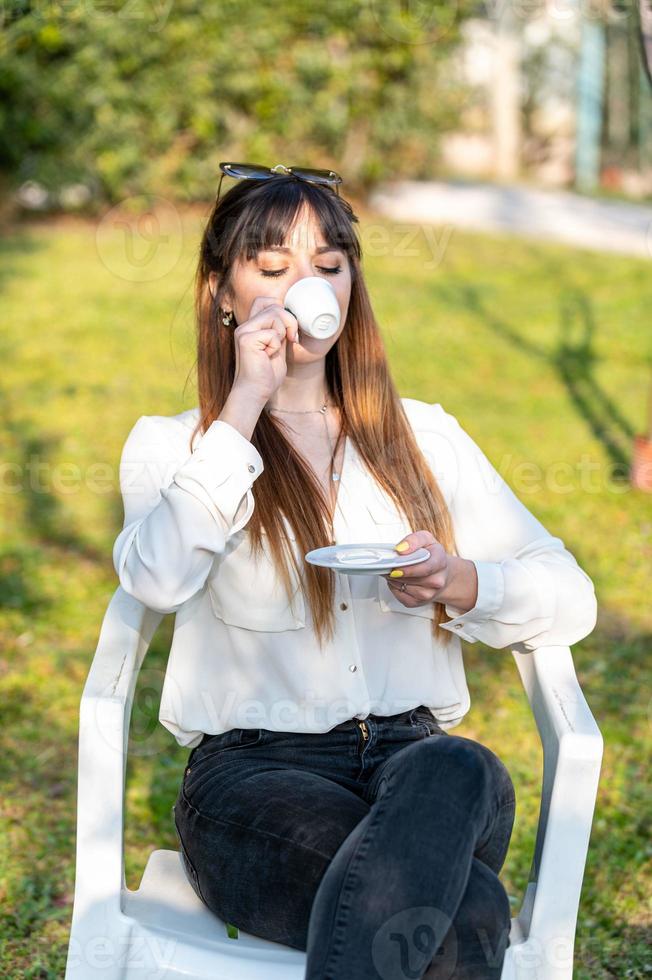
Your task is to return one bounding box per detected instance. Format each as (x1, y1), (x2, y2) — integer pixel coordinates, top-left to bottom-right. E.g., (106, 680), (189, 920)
(286, 260), (315, 289)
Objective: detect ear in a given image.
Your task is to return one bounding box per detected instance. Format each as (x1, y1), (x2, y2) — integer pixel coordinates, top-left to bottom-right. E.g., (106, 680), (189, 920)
(208, 271), (234, 312)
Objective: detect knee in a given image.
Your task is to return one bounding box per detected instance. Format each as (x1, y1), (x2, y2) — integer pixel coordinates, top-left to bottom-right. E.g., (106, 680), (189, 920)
(413, 736), (498, 801)
(438, 737), (514, 806)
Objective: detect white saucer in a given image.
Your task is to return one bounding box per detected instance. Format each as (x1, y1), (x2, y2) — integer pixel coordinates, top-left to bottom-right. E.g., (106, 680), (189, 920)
(305, 543), (431, 576)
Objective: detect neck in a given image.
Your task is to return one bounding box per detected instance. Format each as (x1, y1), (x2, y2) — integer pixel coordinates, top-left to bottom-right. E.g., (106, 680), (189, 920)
(266, 361), (330, 412)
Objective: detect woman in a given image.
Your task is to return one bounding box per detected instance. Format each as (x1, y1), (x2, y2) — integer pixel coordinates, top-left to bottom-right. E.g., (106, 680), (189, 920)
(113, 165), (598, 979)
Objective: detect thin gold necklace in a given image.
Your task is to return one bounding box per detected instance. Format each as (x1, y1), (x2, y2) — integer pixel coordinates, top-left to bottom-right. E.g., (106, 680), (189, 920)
(268, 400), (341, 482)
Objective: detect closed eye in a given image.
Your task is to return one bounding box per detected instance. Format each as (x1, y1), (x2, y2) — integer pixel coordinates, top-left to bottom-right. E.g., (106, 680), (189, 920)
(260, 266), (342, 278)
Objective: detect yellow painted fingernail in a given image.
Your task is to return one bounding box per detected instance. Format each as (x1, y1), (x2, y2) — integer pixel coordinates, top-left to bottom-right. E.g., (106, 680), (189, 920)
(395, 541), (409, 552)
(390, 569), (404, 578)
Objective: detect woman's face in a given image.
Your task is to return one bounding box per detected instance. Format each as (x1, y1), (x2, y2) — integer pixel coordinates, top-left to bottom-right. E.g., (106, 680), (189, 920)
(210, 203), (352, 361)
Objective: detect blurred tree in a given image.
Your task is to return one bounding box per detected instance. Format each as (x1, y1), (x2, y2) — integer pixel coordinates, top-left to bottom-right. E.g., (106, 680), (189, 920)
(0, 0), (473, 209)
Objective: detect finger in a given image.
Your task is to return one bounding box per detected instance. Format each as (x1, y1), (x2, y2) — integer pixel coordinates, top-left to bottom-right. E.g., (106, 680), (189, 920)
(266, 313), (293, 343)
(242, 327), (288, 352)
(383, 547), (447, 583)
(386, 581), (431, 606)
(384, 555), (446, 584)
(383, 555), (433, 579)
(247, 300), (299, 338)
(384, 572), (426, 586)
(248, 296), (282, 320)
(393, 530), (437, 555)
(386, 575), (431, 595)
(387, 563), (448, 597)
(239, 313), (298, 345)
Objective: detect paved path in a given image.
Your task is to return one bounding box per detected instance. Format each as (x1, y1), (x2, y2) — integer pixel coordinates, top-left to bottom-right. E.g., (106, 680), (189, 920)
(368, 180), (652, 259)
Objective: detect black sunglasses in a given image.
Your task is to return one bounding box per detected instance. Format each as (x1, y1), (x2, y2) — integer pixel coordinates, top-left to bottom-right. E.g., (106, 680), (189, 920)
(216, 162), (343, 205)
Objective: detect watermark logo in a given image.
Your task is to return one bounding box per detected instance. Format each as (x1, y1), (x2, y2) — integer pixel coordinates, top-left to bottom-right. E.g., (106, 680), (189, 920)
(372, 905), (457, 979)
(95, 195), (183, 283)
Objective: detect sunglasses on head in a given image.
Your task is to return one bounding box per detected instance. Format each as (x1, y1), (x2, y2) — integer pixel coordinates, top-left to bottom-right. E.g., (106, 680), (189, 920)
(216, 162), (343, 206)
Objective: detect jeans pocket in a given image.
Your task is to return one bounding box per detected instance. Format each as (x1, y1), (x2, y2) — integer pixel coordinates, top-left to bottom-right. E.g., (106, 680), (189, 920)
(183, 729), (266, 806)
(197, 728), (264, 757)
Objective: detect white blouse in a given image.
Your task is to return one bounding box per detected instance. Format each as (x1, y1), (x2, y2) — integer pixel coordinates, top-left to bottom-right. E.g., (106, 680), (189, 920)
(113, 397), (598, 748)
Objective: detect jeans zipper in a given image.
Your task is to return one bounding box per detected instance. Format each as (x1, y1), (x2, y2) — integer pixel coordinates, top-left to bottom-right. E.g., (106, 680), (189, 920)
(357, 719), (369, 743)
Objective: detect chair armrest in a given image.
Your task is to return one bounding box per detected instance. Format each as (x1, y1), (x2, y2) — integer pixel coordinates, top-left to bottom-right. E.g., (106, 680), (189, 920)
(71, 587), (164, 919)
(510, 643), (603, 977)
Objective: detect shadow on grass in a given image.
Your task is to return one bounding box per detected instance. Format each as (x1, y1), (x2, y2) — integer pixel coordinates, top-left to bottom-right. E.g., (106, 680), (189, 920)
(554, 291), (635, 480)
(3, 410), (109, 565)
(435, 279), (634, 481)
(0, 547), (51, 615)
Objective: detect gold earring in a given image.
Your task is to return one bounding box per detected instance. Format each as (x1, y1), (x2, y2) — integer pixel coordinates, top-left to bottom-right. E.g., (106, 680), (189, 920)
(222, 309), (234, 326)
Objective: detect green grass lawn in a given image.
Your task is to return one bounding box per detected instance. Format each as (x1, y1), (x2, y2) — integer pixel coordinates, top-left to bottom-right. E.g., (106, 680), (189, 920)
(1, 204), (650, 978)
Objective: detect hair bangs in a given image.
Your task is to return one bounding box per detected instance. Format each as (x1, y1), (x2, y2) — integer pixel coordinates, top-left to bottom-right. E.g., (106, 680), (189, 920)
(222, 178), (361, 270)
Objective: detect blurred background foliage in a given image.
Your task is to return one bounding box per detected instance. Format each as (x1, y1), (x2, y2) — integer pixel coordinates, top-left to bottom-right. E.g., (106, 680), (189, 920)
(0, 0), (471, 206)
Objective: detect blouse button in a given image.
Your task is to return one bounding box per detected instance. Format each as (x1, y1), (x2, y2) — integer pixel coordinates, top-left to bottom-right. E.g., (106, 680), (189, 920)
(348, 664), (357, 672)
(247, 464), (256, 473)
(340, 602), (348, 611)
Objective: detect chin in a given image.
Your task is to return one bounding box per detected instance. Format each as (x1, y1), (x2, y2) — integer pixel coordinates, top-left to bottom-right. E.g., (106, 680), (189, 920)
(297, 330), (338, 346)
(292, 335), (316, 352)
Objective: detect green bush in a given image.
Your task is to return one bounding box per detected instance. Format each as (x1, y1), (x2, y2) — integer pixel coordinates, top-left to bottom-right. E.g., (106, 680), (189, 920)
(1, 0), (470, 210)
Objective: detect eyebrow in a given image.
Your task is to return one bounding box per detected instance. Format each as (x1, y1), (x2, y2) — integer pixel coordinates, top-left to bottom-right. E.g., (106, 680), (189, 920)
(258, 245), (344, 256)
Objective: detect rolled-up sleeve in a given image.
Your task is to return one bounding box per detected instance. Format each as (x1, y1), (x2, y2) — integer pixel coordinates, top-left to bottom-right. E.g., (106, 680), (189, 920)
(428, 406), (598, 650)
(113, 416), (264, 614)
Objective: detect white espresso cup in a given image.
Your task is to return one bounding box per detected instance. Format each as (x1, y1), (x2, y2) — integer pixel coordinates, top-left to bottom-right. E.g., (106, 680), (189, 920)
(283, 276), (341, 339)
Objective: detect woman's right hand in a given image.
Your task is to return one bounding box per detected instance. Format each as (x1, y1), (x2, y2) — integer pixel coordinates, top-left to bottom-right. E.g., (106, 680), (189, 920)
(231, 297), (299, 401)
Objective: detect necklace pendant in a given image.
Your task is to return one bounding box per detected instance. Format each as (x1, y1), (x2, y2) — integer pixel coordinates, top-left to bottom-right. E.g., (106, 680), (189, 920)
(332, 473), (340, 481)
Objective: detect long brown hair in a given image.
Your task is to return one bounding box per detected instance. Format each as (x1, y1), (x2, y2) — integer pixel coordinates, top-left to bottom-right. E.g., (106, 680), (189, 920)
(189, 175), (459, 648)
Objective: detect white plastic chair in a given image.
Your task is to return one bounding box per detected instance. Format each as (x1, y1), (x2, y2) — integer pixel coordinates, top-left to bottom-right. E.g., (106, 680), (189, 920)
(65, 587), (603, 980)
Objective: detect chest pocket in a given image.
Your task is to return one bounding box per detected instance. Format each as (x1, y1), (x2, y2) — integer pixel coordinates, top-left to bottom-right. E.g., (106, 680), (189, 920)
(366, 497), (435, 622)
(206, 525), (306, 632)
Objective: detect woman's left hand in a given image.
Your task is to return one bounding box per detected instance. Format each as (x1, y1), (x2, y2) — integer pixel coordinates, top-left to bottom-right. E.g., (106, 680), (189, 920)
(382, 530), (454, 608)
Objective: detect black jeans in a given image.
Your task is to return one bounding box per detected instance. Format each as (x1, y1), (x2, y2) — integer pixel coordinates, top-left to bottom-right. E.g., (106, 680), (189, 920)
(173, 705), (516, 980)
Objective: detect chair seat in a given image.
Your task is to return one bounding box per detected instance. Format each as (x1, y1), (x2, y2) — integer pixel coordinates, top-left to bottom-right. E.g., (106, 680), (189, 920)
(119, 849), (524, 980)
(120, 849), (307, 979)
